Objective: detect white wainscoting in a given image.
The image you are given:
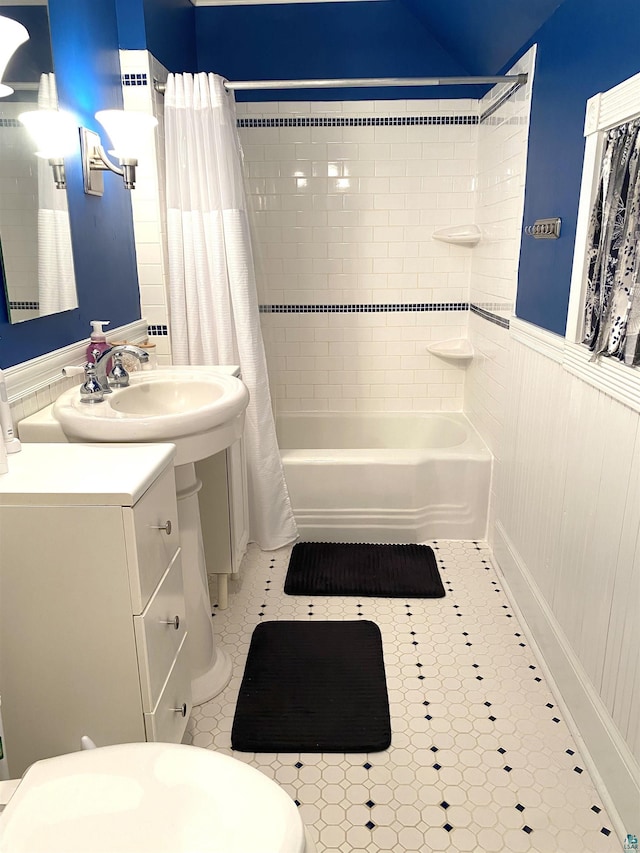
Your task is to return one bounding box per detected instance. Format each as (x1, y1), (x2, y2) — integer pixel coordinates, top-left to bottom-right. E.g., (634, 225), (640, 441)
(492, 334), (640, 833)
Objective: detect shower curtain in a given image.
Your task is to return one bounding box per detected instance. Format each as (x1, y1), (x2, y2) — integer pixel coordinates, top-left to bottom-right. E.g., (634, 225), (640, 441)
(583, 118), (640, 365)
(164, 72), (298, 550)
(36, 73), (76, 316)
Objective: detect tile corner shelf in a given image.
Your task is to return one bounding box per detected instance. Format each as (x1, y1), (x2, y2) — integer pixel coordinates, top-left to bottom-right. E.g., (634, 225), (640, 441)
(432, 224), (481, 246)
(426, 338), (474, 361)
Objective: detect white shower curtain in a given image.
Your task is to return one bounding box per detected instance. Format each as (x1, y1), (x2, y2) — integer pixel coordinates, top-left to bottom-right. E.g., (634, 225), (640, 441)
(164, 72), (297, 550)
(36, 73), (76, 316)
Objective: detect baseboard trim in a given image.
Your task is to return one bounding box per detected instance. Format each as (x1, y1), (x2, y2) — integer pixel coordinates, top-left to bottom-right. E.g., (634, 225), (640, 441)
(492, 522), (639, 841)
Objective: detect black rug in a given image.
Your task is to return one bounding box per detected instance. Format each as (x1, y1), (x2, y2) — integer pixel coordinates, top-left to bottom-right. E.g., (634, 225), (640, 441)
(231, 620), (391, 753)
(284, 542), (445, 598)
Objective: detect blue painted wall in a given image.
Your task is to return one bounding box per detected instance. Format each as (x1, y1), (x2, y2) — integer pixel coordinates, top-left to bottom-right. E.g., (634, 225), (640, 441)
(116, 0), (196, 74)
(402, 0), (566, 77)
(513, 0), (640, 335)
(115, 0), (146, 50)
(194, 0), (474, 102)
(0, 0), (140, 369)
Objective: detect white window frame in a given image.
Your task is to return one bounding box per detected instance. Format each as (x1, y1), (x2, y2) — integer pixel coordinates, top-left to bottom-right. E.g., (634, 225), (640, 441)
(561, 71), (640, 410)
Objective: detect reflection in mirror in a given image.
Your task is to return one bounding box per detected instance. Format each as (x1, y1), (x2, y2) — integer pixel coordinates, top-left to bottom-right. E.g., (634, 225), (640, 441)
(0, 2), (78, 324)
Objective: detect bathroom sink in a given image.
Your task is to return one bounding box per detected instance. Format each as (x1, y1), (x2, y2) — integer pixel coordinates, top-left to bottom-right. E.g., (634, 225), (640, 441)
(52, 366), (249, 465)
(109, 376), (226, 417)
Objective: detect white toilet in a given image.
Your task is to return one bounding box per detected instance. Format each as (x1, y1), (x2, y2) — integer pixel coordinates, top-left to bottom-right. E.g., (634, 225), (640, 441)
(0, 743), (316, 852)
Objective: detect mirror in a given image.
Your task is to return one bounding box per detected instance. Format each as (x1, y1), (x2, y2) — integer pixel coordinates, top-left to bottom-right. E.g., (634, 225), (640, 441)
(0, 1), (77, 324)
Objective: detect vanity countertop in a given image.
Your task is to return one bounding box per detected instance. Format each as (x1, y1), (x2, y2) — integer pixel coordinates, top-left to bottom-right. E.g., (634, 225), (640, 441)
(0, 443), (176, 506)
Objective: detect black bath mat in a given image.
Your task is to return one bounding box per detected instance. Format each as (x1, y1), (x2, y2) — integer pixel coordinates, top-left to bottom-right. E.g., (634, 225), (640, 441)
(231, 620), (391, 753)
(284, 542), (445, 598)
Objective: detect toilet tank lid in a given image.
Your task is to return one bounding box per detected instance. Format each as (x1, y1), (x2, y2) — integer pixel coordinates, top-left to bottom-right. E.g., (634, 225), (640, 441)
(0, 743), (306, 853)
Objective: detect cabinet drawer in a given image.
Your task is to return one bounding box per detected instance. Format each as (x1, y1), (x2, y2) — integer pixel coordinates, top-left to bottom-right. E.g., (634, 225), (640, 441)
(134, 549), (187, 712)
(124, 465), (179, 613)
(144, 635), (192, 744)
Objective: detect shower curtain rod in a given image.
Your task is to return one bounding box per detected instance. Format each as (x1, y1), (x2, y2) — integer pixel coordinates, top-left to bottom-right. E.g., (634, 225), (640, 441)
(154, 73), (527, 93)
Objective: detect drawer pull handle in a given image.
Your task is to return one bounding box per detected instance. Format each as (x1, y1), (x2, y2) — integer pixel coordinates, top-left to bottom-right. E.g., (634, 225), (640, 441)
(171, 703), (188, 718)
(151, 520), (172, 535)
(161, 615), (180, 630)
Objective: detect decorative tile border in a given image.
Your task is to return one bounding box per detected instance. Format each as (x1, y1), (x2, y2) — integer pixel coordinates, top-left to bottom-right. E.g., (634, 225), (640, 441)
(238, 115), (478, 128)
(260, 303), (508, 328)
(147, 324), (168, 336)
(9, 301), (39, 310)
(122, 73), (148, 87)
(0, 118), (22, 127)
(470, 302), (510, 329)
(259, 302), (469, 313)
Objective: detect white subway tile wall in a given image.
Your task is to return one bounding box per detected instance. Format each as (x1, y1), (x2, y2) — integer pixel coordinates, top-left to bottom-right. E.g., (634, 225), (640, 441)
(238, 99), (479, 413)
(9, 372), (80, 434)
(465, 47), (536, 536)
(117, 54), (534, 426)
(119, 51), (172, 365)
(260, 310), (467, 413)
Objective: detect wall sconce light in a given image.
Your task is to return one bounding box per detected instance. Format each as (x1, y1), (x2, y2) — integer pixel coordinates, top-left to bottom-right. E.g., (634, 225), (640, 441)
(80, 109), (158, 195)
(0, 15), (29, 98)
(18, 109), (78, 189)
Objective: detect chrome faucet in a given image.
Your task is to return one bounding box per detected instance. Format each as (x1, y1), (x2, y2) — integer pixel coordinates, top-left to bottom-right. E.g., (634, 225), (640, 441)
(91, 344), (149, 392)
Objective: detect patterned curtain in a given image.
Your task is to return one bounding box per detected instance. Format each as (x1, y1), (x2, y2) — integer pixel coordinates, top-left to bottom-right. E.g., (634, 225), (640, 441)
(583, 118), (640, 366)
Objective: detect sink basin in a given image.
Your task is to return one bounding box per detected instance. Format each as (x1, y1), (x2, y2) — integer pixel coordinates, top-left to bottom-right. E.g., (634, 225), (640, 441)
(53, 366), (250, 465)
(109, 380), (224, 417)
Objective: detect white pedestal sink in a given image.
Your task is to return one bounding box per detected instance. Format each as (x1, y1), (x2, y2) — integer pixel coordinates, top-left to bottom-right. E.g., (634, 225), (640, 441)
(52, 366), (250, 705)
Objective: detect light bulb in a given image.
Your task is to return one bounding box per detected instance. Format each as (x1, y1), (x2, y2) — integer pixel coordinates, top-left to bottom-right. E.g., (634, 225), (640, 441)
(18, 109), (77, 159)
(95, 109), (158, 161)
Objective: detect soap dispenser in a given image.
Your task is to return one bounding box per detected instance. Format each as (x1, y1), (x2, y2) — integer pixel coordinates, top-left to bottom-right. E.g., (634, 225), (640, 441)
(86, 320), (110, 363)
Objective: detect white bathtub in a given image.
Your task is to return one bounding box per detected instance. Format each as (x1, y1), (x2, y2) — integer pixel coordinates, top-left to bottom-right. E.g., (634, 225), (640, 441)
(277, 412), (492, 542)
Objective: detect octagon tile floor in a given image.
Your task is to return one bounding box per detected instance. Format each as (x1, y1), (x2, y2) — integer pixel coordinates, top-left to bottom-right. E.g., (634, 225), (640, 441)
(187, 541), (623, 853)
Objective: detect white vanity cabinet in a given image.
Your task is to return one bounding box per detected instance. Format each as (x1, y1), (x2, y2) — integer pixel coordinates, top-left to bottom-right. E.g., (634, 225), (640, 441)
(0, 444), (192, 777)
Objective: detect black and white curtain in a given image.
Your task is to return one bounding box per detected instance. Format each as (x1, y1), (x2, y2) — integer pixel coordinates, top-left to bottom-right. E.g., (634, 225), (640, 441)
(583, 118), (640, 366)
